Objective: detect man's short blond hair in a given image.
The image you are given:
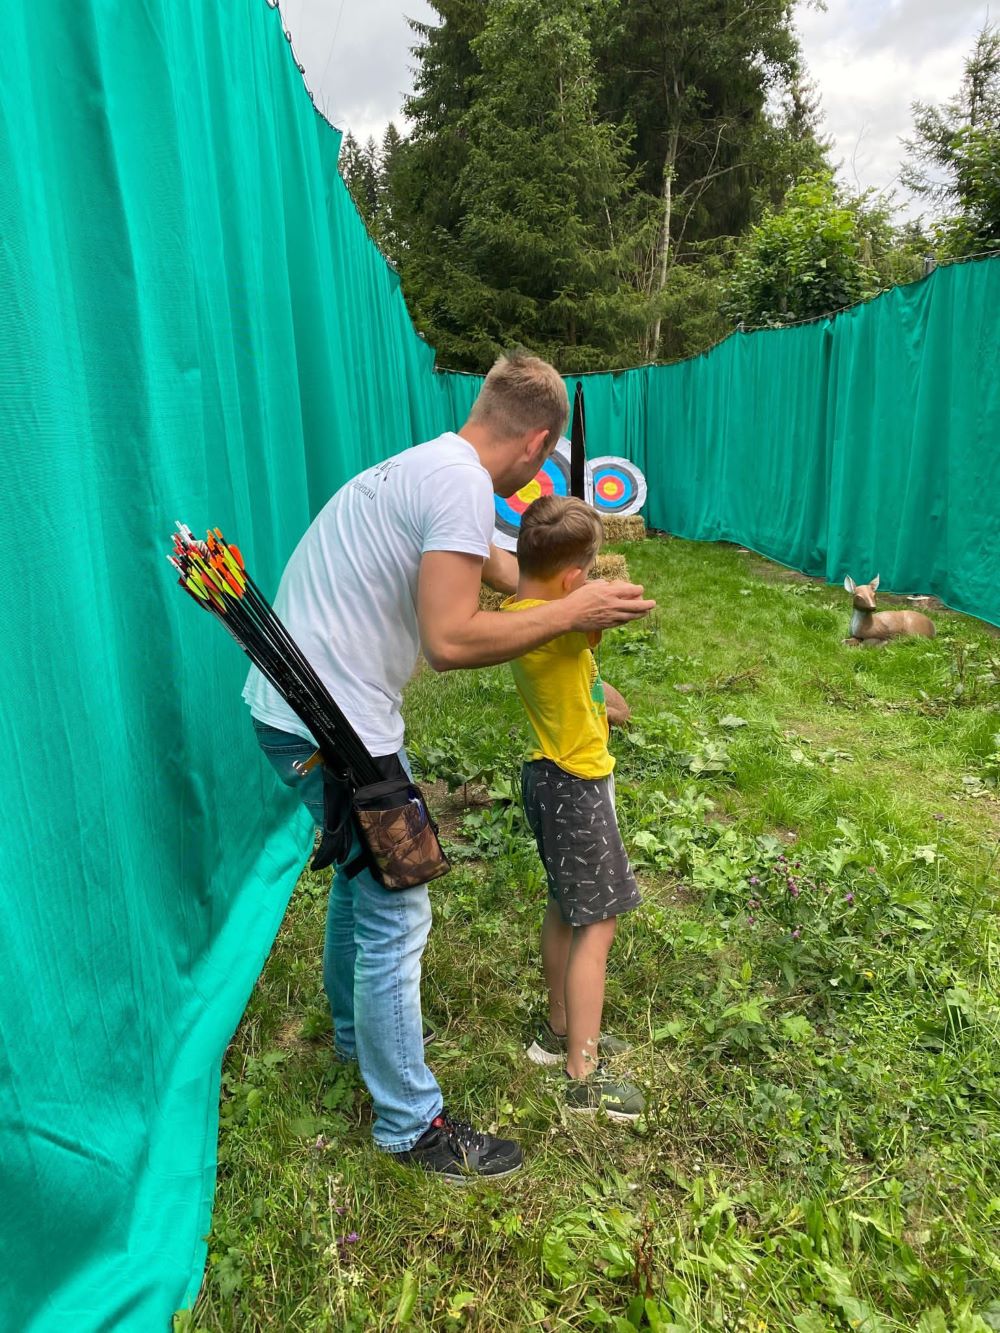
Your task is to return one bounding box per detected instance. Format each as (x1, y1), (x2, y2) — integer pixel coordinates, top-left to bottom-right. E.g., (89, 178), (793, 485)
(517, 496), (604, 579)
(468, 350), (569, 445)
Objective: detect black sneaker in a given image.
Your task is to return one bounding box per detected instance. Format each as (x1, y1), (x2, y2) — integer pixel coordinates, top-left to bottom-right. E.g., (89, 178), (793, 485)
(564, 1065), (645, 1121)
(394, 1111), (523, 1183)
(422, 1023), (436, 1047)
(526, 1019), (631, 1067)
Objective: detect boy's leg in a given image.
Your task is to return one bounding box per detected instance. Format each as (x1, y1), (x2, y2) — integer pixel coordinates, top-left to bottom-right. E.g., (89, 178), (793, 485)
(564, 917), (617, 1080)
(541, 899), (572, 1036)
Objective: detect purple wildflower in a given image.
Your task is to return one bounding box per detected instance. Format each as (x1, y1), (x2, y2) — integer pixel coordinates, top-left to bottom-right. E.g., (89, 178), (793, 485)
(791, 929), (801, 940)
(844, 892), (854, 904)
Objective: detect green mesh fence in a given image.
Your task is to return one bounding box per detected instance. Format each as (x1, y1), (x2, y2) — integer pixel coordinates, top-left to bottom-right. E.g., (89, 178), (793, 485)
(2, 0), (999, 1327)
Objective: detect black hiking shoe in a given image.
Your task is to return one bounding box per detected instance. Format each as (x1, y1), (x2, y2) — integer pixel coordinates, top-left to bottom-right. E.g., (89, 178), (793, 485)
(563, 1065), (645, 1121)
(394, 1111), (523, 1182)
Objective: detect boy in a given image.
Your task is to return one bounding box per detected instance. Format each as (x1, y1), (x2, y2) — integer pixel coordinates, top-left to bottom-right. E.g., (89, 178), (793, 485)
(503, 496), (645, 1120)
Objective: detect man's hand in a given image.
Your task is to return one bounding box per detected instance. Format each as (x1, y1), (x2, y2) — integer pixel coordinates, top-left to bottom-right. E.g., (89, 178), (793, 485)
(418, 556), (654, 672)
(562, 579), (656, 632)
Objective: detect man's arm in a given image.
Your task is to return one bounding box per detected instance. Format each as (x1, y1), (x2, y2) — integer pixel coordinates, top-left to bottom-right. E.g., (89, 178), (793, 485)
(481, 544), (519, 596)
(418, 550), (655, 672)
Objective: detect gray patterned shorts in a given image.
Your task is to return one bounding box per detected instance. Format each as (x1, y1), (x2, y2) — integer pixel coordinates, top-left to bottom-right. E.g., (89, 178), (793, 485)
(521, 759), (641, 927)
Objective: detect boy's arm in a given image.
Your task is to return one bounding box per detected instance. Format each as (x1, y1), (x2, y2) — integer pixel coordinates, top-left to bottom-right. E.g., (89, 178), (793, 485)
(481, 544), (519, 596)
(585, 630), (629, 723)
(603, 681), (631, 726)
(417, 551), (655, 672)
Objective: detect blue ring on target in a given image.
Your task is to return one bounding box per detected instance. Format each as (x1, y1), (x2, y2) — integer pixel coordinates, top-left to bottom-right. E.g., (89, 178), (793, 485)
(494, 446), (572, 546)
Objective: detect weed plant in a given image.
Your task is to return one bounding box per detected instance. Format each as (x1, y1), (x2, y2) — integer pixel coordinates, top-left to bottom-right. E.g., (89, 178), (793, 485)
(187, 538), (1000, 1332)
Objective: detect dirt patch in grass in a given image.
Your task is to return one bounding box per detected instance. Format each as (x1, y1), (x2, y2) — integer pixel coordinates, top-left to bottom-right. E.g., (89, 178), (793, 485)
(736, 548), (816, 586)
(274, 1018), (310, 1053)
(638, 873), (699, 909)
(422, 778), (491, 839)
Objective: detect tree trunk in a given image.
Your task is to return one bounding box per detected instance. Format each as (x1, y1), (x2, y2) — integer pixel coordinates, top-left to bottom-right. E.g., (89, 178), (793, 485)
(648, 124), (679, 361)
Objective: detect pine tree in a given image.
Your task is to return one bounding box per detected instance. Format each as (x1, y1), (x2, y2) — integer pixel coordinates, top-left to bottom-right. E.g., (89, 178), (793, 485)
(902, 24), (1000, 255)
(338, 130), (367, 221)
(378, 123), (404, 259)
(390, 0), (652, 370)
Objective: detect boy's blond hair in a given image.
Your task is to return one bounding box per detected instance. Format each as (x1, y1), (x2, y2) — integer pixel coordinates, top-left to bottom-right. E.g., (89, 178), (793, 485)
(468, 350), (569, 446)
(517, 496), (604, 579)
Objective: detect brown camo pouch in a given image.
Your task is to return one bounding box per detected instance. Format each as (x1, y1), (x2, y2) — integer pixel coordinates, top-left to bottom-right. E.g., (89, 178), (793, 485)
(352, 777), (450, 891)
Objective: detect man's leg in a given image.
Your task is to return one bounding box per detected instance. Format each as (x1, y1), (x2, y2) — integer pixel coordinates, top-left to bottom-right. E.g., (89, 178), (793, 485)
(252, 722), (359, 1059)
(324, 867), (359, 1061)
(349, 848), (443, 1150)
(254, 724), (519, 1169)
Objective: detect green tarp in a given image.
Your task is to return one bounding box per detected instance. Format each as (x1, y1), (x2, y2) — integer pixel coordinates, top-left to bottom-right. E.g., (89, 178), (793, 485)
(640, 267), (1000, 627)
(2, 0), (998, 1327)
(0, 1), (453, 1326)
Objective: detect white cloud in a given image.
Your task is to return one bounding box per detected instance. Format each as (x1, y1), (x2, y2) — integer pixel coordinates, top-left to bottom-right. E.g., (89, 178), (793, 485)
(795, 0), (992, 216)
(281, 0), (435, 143)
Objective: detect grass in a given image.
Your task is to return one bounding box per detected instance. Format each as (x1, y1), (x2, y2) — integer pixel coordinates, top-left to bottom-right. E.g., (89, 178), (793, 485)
(183, 536), (1000, 1333)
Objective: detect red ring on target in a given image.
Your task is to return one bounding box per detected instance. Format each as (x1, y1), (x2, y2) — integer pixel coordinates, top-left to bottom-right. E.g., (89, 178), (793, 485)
(493, 443), (572, 550)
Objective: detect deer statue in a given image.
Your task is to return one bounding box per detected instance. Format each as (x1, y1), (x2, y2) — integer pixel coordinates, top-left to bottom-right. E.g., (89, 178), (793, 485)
(843, 574), (936, 646)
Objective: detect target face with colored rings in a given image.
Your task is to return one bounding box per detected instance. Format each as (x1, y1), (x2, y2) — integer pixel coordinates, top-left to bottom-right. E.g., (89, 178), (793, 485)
(493, 440), (572, 551)
(588, 456), (647, 517)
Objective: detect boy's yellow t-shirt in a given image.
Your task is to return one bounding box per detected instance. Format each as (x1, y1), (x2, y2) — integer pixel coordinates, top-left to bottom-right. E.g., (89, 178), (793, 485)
(501, 597), (613, 779)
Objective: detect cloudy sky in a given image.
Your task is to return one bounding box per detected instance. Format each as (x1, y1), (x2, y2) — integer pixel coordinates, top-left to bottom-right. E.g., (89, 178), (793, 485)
(282, 0), (993, 218)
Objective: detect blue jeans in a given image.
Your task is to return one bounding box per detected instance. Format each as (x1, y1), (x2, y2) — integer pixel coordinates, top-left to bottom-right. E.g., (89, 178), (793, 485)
(252, 721), (442, 1151)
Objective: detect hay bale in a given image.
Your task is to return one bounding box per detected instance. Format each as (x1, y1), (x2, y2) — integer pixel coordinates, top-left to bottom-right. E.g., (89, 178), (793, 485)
(592, 552), (629, 582)
(600, 514), (646, 544)
(478, 550), (631, 608)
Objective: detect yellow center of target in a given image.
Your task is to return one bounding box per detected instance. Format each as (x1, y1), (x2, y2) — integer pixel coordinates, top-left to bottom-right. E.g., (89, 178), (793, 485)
(517, 478), (543, 504)
(601, 479), (623, 497)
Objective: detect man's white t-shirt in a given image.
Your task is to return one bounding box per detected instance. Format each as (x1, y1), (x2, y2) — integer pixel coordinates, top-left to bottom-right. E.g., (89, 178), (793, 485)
(243, 433), (495, 755)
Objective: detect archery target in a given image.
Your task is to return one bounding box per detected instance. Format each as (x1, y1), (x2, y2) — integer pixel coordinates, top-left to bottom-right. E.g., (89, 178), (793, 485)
(588, 456), (647, 516)
(493, 438), (572, 552)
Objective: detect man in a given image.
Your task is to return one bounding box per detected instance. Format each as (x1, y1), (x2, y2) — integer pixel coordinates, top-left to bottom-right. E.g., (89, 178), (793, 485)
(244, 351), (655, 1180)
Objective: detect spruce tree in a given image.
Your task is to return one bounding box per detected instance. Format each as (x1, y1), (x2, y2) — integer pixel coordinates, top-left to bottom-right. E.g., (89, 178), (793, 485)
(902, 24), (1000, 255)
(392, 0), (652, 370)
